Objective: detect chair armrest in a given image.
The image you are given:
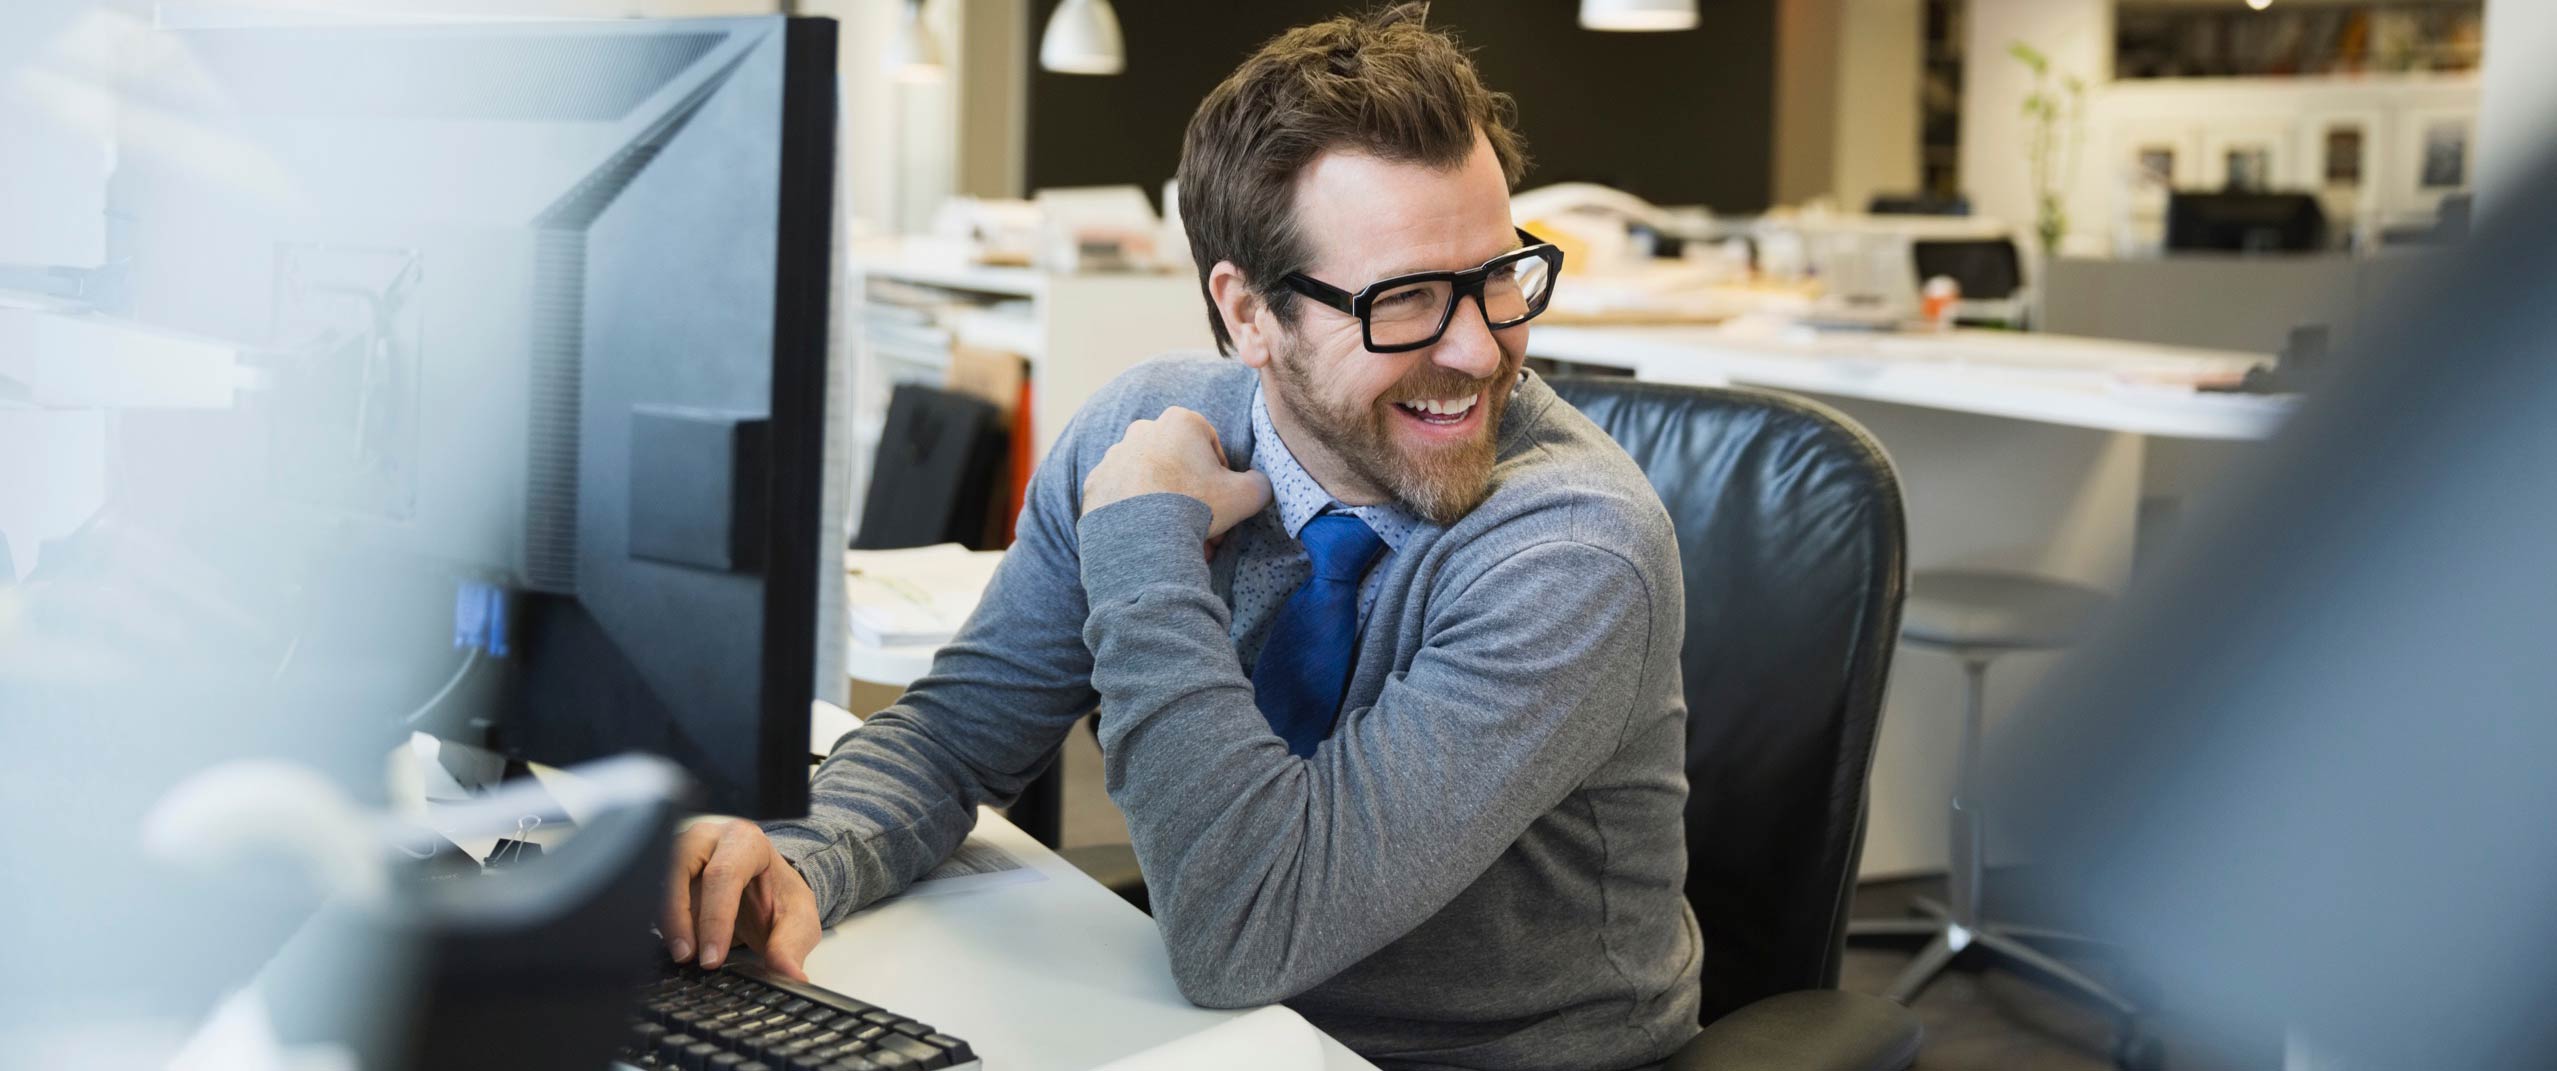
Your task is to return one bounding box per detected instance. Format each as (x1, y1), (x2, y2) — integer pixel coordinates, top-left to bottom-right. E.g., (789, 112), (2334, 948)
(1666, 990), (1922, 1071)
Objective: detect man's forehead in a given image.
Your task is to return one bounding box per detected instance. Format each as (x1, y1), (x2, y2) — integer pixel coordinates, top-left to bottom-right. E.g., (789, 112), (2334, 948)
(1288, 137), (1516, 280)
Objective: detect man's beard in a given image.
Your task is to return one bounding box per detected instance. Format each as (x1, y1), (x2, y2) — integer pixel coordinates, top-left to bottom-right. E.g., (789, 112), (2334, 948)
(1268, 335), (1519, 525)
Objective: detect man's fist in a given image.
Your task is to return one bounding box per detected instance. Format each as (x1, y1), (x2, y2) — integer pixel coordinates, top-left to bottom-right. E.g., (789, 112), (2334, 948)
(661, 818), (823, 980)
(1081, 406), (1272, 537)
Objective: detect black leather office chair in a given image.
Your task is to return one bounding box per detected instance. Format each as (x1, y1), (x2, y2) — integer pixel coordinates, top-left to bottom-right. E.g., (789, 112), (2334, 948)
(1549, 376), (1921, 1071)
(1070, 377), (1922, 1069)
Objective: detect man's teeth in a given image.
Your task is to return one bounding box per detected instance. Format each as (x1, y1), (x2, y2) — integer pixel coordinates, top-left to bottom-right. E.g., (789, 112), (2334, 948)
(1397, 394), (1478, 417)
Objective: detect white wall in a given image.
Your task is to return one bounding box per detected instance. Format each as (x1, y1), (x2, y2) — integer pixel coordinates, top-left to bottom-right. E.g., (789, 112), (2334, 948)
(1832, 0), (1923, 210)
(1773, 0), (1921, 210)
(1959, 0), (2111, 250)
(2478, 0), (2557, 212)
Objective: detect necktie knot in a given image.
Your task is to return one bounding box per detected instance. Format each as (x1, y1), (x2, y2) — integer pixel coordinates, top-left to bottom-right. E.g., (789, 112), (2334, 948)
(1300, 514), (1385, 582)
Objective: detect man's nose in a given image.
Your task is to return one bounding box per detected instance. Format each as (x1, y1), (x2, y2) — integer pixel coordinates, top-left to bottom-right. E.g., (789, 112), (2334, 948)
(1431, 294), (1506, 379)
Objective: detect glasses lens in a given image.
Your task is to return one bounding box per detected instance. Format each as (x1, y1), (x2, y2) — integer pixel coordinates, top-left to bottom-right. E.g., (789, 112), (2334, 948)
(1367, 278), (1454, 347)
(1483, 253), (1552, 326)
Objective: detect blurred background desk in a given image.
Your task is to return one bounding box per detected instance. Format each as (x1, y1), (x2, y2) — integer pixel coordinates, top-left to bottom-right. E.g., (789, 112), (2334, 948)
(1530, 322), (2298, 881)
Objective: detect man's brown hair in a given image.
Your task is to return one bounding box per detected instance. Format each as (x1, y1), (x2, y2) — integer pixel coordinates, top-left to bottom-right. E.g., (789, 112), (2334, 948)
(1176, 4), (1529, 355)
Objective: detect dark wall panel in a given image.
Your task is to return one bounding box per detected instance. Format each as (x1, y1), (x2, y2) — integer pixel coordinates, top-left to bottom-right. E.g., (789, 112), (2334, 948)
(1024, 0), (1778, 213)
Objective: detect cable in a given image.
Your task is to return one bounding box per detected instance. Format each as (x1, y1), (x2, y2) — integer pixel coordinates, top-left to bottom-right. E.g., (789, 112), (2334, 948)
(403, 647), (481, 726)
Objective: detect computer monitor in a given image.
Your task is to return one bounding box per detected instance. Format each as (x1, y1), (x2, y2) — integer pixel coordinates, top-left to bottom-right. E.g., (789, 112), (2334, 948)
(1868, 192), (1973, 217)
(107, 15), (839, 818)
(1911, 238), (2023, 301)
(2165, 190), (2329, 253)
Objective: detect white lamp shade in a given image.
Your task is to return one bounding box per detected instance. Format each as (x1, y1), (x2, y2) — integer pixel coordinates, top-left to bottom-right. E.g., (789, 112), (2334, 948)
(886, 0), (944, 83)
(1040, 0), (1124, 76)
(1579, 0), (1700, 32)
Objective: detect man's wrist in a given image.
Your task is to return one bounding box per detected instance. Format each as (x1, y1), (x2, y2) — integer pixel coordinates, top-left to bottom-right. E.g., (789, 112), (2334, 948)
(1078, 493), (1214, 601)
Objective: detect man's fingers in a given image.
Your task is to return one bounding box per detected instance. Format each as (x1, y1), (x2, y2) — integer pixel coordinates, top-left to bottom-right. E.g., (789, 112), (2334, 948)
(758, 870), (822, 982)
(692, 826), (763, 969)
(1206, 469), (1274, 537)
(659, 824), (722, 962)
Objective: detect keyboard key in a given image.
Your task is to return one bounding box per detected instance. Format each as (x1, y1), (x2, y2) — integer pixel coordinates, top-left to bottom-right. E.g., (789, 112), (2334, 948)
(800, 1009), (844, 1028)
(863, 1051), (916, 1070)
(656, 1033), (699, 1064)
(778, 998), (816, 1015)
(823, 1058), (886, 1071)
(708, 1055), (745, 1071)
(873, 1035), (948, 1070)
(803, 1031), (845, 1048)
(683, 1041), (722, 1071)
(858, 1011), (902, 1029)
(850, 1024), (888, 1043)
(919, 1035), (973, 1065)
(889, 1022), (934, 1039)
(808, 1041), (870, 1063)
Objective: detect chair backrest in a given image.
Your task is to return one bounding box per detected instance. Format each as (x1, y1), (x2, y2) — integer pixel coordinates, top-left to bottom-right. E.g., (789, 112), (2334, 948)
(854, 383), (1006, 550)
(1548, 377), (1908, 1025)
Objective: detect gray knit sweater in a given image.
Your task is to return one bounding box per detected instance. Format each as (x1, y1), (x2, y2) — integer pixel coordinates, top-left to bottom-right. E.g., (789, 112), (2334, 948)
(769, 355), (1701, 1070)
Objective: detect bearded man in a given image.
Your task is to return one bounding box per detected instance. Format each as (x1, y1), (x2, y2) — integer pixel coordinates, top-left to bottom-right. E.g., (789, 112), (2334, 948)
(663, 8), (1702, 1069)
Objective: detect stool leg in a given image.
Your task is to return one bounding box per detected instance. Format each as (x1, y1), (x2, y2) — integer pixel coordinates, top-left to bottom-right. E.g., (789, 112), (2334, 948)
(1947, 656), (1991, 930)
(1882, 928), (1968, 1006)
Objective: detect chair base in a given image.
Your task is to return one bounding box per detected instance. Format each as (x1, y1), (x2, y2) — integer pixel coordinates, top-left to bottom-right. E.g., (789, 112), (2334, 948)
(1849, 896), (2135, 1016)
(1851, 898), (2165, 1071)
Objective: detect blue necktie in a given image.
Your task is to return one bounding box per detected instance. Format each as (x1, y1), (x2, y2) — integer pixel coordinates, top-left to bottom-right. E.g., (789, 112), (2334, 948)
(1252, 514), (1386, 758)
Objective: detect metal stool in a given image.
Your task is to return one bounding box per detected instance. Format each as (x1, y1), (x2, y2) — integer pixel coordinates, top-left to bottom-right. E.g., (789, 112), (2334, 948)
(1852, 570), (2153, 1063)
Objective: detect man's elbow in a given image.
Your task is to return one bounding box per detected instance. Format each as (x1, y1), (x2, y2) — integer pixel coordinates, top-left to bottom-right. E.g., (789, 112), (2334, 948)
(1162, 926), (1311, 1009)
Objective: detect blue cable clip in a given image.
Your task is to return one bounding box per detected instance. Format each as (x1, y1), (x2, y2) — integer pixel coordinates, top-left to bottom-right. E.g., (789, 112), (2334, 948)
(452, 581), (511, 657)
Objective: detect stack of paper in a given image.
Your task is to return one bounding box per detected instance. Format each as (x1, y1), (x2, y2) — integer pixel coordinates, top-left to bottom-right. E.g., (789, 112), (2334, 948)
(846, 543), (1004, 648)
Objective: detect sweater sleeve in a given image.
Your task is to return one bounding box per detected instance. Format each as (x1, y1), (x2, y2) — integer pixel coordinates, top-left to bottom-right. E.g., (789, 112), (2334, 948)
(762, 413), (1102, 926)
(1078, 492), (1658, 1007)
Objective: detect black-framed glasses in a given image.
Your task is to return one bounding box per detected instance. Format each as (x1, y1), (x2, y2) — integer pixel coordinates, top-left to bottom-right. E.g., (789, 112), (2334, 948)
(1280, 228), (1564, 354)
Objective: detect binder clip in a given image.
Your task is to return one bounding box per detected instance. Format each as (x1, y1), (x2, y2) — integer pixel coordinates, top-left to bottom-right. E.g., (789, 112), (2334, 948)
(485, 815), (546, 871)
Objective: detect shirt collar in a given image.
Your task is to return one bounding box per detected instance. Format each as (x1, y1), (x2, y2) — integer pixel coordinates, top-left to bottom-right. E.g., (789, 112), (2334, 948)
(1249, 381), (1422, 552)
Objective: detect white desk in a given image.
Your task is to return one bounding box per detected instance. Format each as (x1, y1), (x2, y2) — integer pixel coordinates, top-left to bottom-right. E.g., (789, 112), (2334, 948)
(1530, 323), (2291, 441)
(799, 807), (1373, 1071)
(800, 709), (1375, 1071)
(1530, 321), (2295, 881)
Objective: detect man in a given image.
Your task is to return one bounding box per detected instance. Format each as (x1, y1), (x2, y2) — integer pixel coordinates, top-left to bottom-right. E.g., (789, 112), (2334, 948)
(664, 7), (1702, 1068)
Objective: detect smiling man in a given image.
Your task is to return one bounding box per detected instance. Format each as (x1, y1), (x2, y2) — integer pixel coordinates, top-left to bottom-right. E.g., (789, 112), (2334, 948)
(664, 6), (1702, 1069)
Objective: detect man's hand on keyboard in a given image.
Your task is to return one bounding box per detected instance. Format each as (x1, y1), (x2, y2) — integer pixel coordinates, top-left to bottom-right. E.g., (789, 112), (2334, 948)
(661, 818), (821, 980)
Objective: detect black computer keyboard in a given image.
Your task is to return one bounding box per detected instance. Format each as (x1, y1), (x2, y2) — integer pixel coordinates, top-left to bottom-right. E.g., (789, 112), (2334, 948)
(616, 960), (982, 1070)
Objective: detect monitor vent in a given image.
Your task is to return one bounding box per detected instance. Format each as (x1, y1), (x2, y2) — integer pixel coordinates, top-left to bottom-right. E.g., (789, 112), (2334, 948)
(518, 49), (744, 594)
(521, 228), (587, 595)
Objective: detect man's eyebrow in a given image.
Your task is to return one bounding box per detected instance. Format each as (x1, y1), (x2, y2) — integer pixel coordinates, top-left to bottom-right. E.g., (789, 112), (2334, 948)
(1373, 238), (1529, 282)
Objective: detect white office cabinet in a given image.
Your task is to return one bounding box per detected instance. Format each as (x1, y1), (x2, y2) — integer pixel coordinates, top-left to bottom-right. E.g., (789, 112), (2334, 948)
(843, 241), (1211, 533)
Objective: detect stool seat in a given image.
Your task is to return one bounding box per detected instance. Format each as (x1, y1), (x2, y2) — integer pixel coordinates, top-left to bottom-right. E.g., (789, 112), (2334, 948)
(1902, 570), (2110, 652)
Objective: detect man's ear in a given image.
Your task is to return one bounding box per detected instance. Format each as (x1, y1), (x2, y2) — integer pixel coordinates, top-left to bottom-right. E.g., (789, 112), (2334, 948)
(1208, 260), (1273, 369)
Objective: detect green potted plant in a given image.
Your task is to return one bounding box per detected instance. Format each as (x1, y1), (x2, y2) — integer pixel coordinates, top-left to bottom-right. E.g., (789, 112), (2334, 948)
(2010, 41), (2086, 256)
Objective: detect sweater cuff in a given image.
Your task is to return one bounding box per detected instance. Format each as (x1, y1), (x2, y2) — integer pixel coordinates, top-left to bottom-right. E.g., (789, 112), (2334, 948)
(765, 825), (857, 928)
(1077, 492), (1214, 604)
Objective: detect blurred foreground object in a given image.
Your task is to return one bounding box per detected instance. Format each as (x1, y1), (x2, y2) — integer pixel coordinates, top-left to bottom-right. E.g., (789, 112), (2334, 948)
(1989, 144), (2557, 1067)
(154, 755), (689, 1071)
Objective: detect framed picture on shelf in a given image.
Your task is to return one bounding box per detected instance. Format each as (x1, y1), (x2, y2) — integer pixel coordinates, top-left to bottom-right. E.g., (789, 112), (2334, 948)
(2325, 127), (2364, 186)
(2299, 111), (2385, 227)
(2389, 107), (2476, 223)
(2104, 119), (2201, 253)
(2420, 120), (2468, 188)
(2201, 120), (2296, 193)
